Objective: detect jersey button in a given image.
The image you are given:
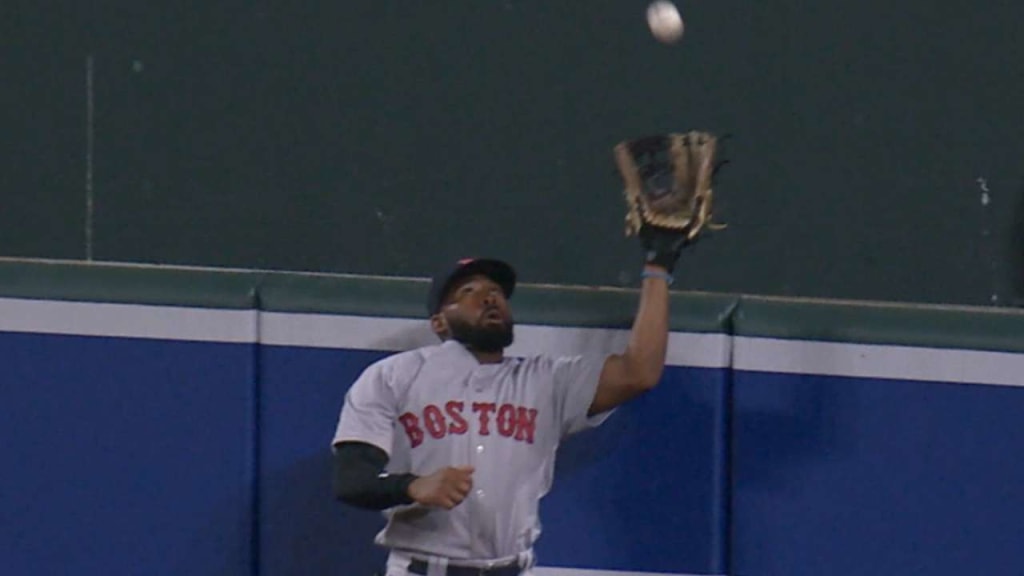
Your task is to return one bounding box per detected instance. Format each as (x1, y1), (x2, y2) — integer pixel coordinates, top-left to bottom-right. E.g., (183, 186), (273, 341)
(475, 444), (485, 454)
(476, 489), (485, 498)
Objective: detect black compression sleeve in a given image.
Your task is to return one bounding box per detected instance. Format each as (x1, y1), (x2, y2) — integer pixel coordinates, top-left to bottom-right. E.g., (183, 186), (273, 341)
(332, 441), (417, 510)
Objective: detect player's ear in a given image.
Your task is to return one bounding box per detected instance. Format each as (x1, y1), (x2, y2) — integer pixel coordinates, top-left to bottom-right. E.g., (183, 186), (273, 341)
(429, 313), (449, 339)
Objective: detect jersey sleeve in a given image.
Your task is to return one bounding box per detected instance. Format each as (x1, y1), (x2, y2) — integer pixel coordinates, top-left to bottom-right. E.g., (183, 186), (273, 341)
(332, 361), (398, 456)
(550, 353), (615, 437)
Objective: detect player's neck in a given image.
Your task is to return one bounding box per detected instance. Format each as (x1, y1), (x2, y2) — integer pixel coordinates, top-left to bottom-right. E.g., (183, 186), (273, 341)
(470, 349), (504, 364)
(446, 338), (505, 364)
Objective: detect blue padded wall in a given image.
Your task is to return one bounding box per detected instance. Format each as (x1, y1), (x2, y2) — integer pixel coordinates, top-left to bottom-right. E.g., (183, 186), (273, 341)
(0, 333), (256, 576)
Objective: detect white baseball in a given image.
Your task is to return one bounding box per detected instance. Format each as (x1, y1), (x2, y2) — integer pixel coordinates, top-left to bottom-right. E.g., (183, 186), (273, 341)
(646, 1), (684, 44)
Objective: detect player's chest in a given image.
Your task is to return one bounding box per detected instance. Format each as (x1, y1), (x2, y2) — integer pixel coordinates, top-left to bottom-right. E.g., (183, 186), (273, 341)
(396, 372), (553, 453)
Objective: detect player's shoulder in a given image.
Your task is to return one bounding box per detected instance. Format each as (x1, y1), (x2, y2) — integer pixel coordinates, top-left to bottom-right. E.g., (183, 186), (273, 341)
(369, 344), (442, 375)
(512, 352), (609, 378)
(512, 352), (588, 371)
(512, 353), (558, 369)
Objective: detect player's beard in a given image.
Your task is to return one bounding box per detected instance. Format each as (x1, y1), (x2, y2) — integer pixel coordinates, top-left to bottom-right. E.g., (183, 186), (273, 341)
(447, 314), (514, 353)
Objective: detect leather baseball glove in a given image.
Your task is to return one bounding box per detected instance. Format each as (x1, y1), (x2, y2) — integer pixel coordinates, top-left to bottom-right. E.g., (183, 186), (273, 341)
(614, 130), (726, 272)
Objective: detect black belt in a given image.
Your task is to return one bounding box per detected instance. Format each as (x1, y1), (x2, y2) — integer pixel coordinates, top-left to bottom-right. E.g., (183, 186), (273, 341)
(408, 558), (521, 576)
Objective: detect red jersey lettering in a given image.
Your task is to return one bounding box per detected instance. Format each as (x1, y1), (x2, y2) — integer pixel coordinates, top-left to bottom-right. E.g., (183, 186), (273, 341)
(404, 402), (537, 446)
(472, 402), (497, 435)
(514, 407), (538, 443)
(496, 403), (517, 437)
(446, 401), (468, 435)
(423, 404), (446, 439)
(398, 412), (424, 448)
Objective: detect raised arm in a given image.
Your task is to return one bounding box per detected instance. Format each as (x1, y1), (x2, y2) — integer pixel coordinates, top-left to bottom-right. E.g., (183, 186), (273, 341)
(589, 264), (671, 416)
(591, 130), (724, 415)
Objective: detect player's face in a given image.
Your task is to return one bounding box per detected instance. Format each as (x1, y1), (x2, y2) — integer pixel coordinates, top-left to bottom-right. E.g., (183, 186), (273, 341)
(435, 274), (514, 352)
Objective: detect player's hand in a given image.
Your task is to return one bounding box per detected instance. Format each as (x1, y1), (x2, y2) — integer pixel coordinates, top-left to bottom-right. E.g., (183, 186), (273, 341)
(407, 466), (475, 510)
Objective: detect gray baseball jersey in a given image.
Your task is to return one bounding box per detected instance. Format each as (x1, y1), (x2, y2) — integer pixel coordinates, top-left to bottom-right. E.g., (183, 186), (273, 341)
(332, 339), (613, 562)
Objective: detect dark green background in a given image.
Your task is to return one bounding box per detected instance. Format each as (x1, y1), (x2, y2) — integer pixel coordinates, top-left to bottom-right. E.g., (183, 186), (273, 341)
(4, 1), (1022, 306)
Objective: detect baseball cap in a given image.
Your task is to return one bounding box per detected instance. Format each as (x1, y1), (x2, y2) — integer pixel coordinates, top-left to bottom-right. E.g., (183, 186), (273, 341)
(426, 258), (517, 315)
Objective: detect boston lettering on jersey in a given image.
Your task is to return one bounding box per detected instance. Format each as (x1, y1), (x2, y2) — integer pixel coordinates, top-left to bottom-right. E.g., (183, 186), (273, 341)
(398, 401), (539, 448)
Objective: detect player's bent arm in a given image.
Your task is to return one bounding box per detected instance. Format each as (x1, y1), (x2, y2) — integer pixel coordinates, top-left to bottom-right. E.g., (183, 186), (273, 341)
(333, 441), (476, 511)
(590, 265), (671, 416)
(332, 441), (417, 510)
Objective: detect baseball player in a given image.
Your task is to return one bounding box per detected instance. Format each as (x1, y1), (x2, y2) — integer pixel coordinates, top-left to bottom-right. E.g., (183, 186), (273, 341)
(332, 246), (682, 575)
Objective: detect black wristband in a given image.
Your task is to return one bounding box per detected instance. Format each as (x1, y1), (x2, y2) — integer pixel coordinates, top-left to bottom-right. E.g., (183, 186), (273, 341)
(383, 473), (418, 506)
(644, 248), (681, 274)
(333, 442), (418, 510)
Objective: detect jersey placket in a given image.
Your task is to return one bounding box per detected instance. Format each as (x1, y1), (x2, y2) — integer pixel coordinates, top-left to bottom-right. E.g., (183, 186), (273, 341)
(465, 363), (500, 559)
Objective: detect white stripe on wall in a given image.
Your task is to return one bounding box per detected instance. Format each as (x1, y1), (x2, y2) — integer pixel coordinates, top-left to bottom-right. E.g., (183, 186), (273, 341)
(3, 297), (1024, 387)
(0, 298), (727, 367)
(734, 336), (1024, 388)
(535, 568), (711, 576)
(259, 312), (732, 369)
(0, 297), (257, 343)
(260, 312), (433, 351)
